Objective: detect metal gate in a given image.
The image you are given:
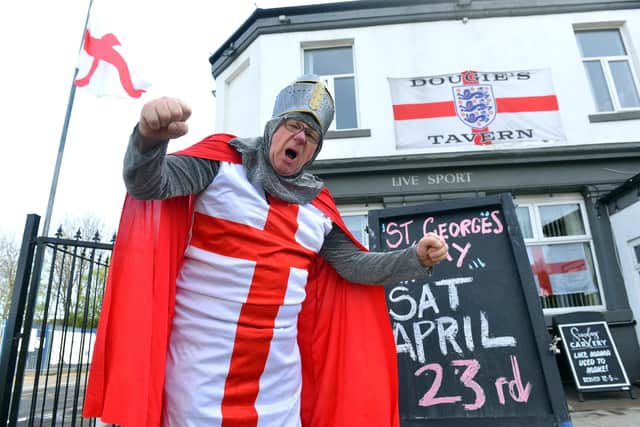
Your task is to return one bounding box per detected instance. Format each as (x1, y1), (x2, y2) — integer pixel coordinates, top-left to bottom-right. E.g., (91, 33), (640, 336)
(0, 214), (113, 427)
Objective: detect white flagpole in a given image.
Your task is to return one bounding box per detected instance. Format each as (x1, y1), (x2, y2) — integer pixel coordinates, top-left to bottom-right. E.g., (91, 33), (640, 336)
(42, 0), (94, 237)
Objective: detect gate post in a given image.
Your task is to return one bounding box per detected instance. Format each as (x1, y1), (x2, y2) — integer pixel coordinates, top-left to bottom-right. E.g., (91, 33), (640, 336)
(0, 214), (40, 427)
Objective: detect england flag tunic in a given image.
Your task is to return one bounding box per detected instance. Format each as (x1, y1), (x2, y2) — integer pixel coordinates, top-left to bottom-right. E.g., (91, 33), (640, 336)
(162, 161), (332, 426)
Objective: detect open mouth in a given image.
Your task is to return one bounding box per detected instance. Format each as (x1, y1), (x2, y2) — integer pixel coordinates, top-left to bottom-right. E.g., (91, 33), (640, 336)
(285, 148), (298, 159)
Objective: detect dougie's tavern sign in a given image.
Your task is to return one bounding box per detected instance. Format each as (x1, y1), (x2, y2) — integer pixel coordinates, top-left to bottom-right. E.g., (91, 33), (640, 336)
(368, 194), (571, 427)
(388, 69), (566, 150)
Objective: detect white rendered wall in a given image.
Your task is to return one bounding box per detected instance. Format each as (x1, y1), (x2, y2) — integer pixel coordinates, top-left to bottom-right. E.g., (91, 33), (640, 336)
(214, 8), (640, 160)
(215, 40), (262, 138)
(609, 201), (640, 343)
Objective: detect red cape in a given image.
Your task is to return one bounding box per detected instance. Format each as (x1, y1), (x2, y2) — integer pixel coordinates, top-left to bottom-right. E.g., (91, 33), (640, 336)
(83, 134), (399, 426)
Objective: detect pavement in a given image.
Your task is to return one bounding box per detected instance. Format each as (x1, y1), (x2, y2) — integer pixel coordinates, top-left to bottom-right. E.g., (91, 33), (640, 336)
(565, 382), (640, 427)
(91, 383), (640, 427)
(17, 372), (640, 426)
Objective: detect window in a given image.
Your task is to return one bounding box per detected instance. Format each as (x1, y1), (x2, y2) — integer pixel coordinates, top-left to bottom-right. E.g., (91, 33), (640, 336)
(575, 28), (640, 112)
(515, 195), (603, 311)
(338, 204), (383, 249)
(342, 214), (370, 249)
(304, 45), (358, 129)
(633, 239), (640, 281)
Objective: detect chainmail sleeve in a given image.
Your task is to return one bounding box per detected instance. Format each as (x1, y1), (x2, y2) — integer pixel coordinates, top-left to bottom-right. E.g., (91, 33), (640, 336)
(123, 128), (219, 200)
(320, 225), (433, 286)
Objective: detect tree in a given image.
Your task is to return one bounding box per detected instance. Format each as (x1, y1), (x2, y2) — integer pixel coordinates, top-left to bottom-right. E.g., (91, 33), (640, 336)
(57, 213), (109, 242)
(0, 232), (20, 321)
(39, 214), (112, 329)
(0, 214), (113, 327)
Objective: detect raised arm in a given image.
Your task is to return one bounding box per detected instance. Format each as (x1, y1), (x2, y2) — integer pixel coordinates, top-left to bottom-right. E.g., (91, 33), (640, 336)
(320, 226), (448, 285)
(123, 97), (219, 200)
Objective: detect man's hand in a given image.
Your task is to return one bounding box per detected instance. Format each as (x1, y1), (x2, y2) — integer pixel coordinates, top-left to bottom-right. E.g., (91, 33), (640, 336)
(416, 232), (449, 268)
(138, 97), (192, 148)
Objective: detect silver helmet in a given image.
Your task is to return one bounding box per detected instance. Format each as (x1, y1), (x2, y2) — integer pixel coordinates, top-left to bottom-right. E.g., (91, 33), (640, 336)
(271, 75), (335, 134)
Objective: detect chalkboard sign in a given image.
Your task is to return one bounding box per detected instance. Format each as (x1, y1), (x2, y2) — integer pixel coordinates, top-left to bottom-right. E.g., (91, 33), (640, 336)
(368, 194), (571, 427)
(557, 321), (631, 392)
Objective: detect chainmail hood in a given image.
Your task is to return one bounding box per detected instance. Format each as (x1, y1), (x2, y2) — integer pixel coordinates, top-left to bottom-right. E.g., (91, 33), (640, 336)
(229, 75), (335, 205)
(230, 114), (324, 204)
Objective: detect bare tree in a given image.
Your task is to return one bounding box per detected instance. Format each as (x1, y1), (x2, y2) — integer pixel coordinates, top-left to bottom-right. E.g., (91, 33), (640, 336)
(0, 231), (20, 320)
(56, 213), (108, 241)
(41, 214), (111, 329)
(0, 214), (112, 327)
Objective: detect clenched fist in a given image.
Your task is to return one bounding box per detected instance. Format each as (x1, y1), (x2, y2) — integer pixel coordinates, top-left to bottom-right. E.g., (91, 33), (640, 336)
(416, 232), (449, 268)
(138, 97), (192, 147)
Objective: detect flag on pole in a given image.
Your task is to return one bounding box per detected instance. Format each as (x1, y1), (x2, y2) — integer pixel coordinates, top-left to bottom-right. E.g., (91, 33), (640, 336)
(75, 2), (150, 98)
(388, 69), (565, 150)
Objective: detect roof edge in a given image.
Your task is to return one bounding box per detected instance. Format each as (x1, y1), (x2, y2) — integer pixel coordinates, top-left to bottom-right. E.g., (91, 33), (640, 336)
(598, 172), (640, 204)
(209, 0), (640, 78)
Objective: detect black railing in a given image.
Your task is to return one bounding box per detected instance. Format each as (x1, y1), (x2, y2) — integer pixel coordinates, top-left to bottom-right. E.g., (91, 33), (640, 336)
(0, 215), (113, 427)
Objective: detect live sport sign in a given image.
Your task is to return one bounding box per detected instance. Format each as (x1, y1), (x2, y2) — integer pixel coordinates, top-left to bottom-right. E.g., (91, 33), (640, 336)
(388, 69), (566, 150)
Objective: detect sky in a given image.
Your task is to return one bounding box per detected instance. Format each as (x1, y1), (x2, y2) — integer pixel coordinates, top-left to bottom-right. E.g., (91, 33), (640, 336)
(0, 0), (342, 240)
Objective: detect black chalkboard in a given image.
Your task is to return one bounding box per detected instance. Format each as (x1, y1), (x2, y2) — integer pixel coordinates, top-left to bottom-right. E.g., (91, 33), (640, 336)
(368, 194), (571, 427)
(557, 320), (631, 392)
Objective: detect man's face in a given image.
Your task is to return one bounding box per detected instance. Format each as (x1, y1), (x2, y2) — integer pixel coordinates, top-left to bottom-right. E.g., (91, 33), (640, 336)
(269, 118), (321, 176)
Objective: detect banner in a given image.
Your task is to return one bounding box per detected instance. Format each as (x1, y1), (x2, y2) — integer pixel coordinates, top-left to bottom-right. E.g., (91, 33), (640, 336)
(75, 2), (151, 98)
(388, 69), (565, 150)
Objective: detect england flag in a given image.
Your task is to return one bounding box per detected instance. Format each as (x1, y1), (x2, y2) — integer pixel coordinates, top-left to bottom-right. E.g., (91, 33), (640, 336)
(388, 69), (565, 150)
(527, 244), (597, 296)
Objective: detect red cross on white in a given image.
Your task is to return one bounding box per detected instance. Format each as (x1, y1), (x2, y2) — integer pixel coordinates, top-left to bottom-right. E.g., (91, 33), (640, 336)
(529, 245), (590, 297)
(189, 195), (316, 425)
(388, 68), (565, 150)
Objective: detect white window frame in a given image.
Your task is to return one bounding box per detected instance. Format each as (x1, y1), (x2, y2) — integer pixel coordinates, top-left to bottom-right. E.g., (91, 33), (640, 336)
(337, 203), (384, 249)
(574, 22), (640, 113)
(631, 237), (640, 280)
(301, 39), (360, 130)
(514, 193), (606, 315)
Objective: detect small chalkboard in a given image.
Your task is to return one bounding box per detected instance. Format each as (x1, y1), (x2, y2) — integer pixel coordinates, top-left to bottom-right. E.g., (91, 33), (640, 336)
(556, 320), (631, 393)
(368, 194), (571, 427)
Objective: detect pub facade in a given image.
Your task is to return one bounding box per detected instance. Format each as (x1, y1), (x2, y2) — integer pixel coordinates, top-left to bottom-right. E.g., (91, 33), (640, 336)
(208, 0), (640, 385)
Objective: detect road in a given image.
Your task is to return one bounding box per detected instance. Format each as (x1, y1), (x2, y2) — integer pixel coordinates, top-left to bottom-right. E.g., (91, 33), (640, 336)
(13, 372), (640, 426)
(16, 370), (90, 427)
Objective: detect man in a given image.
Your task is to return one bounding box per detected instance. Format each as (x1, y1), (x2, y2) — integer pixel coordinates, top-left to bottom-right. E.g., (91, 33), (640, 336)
(83, 76), (448, 427)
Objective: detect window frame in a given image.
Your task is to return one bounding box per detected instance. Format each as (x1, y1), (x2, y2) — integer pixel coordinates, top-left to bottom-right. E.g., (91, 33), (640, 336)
(337, 203), (384, 249)
(631, 237), (640, 278)
(301, 39), (360, 131)
(574, 23), (640, 114)
(514, 194), (606, 315)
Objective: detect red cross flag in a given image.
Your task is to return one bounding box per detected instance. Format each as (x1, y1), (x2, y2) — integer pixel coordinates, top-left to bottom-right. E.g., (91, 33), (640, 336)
(388, 69), (565, 150)
(75, 2), (151, 98)
(527, 244), (597, 297)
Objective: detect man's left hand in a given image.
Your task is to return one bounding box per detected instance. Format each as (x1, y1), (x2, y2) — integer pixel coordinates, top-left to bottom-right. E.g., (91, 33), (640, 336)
(416, 232), (449, 268)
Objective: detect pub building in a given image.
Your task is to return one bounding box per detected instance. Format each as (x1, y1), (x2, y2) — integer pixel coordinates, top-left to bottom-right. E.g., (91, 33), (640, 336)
(208, 0), (640, 395)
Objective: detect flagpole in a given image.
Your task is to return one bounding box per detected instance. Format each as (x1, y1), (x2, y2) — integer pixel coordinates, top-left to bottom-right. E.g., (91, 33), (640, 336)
(42, 0), (94, 237)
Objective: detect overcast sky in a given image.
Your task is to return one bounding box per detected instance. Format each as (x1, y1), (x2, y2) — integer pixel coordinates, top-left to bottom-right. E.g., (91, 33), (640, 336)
(0, 0), (341, 239)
